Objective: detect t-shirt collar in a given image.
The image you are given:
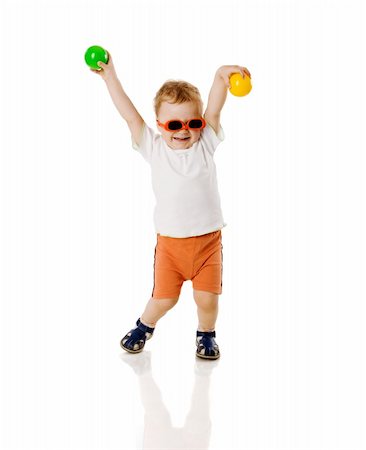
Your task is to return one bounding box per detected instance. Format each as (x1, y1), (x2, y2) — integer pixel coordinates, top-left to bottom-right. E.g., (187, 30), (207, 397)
(162, 138), (198, 155)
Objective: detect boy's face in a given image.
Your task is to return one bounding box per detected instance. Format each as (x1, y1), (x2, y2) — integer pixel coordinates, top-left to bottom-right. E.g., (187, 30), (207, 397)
(156, 101), (203, 150)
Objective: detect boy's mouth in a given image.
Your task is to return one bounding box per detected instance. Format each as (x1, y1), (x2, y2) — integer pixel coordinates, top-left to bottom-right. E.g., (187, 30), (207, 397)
(173, 136), (190, 142)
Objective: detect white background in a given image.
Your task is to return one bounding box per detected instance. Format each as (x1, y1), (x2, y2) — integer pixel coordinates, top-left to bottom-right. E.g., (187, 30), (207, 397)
(1, 0), (365, 449)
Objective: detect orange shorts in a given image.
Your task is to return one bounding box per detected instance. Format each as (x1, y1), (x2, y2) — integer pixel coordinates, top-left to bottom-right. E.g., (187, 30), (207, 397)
(151, 230), (223, 299)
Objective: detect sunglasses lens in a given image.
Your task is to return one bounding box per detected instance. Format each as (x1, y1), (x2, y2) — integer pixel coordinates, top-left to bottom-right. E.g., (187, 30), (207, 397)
(168, 121), (183, 130)
(188, 119), (203, 129)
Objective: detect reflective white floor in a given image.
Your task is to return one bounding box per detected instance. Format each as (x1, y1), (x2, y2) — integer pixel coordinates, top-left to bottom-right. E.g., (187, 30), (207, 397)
(1, 279), (365, 450)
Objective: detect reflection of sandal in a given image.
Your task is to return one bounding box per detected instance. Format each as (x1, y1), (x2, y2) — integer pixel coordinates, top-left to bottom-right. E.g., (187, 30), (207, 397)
(119, 351), (152, 376)
(196, 331), (220, 360)
(120, 318), (155, 353)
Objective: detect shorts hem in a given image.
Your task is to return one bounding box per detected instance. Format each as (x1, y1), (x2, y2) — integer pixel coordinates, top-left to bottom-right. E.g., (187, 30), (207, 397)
(152, 292), (181, 299)
(192, 285), (222, 294)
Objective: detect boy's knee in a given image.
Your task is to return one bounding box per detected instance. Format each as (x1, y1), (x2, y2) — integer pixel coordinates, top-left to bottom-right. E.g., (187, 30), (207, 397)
(193, 291), (218, 313)
(152, 296), (179, 311)
(193, 289), (218, 304)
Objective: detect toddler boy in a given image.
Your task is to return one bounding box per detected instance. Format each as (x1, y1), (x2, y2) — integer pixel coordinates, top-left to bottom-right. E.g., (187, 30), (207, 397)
(91, 54), (250, 359)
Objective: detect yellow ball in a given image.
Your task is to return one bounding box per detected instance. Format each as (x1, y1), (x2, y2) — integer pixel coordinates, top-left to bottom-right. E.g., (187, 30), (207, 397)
(229, 73), (252, 97)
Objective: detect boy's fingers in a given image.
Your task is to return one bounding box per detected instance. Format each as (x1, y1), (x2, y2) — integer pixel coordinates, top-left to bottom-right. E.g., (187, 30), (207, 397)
(243, 67), (251, 78)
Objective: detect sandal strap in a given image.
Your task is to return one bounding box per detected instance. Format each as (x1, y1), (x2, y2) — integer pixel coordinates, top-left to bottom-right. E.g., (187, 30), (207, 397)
(196, 330), (216, 338)
(136, 318), (155, 335)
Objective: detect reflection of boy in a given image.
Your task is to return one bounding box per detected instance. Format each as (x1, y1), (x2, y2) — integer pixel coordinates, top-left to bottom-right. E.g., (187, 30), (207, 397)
(121, 352), (217, 449)
(91, 54), (250, 359)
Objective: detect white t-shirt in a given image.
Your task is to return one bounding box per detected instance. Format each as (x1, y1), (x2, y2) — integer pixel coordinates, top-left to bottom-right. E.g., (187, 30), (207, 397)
(132, 122), (227, 238)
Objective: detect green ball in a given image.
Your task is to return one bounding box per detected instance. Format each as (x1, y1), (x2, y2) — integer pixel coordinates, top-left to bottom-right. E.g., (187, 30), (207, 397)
(84, 45), (109, 70)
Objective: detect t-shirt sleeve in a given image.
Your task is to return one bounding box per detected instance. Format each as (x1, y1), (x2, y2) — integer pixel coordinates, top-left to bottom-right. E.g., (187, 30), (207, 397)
(200, 122), (225, 155)
(131, 122), (158, 164)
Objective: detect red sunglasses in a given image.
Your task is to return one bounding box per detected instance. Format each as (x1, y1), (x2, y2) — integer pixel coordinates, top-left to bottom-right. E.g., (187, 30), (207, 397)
(157, 117), (206, 132)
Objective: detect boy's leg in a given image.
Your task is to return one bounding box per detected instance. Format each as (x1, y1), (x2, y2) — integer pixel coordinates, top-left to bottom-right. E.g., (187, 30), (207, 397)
(193, 289), (220, 359)
(140, 296), (179, 327)
(121, 231), (183, 353)
(120, 296), (179, 353)
(193, 289), (219, 331)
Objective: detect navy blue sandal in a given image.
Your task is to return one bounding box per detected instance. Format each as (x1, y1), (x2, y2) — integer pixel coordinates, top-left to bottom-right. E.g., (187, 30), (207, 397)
(196, 330), (220, 360)
(120, 318), (155, 353)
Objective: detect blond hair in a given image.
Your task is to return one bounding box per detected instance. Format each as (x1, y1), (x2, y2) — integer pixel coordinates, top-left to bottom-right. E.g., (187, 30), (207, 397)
(153, 80), (203, 116)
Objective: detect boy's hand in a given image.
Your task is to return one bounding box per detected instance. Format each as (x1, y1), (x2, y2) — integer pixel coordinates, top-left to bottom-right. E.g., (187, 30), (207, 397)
(217, 65), (251, 88)
(204, 65), (251, 134)
(90, 52), (118, 82)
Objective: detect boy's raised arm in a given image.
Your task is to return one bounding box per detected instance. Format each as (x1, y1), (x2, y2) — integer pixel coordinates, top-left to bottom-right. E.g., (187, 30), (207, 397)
(91, 54), (144, 146)
(204, 65), (251, 134)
